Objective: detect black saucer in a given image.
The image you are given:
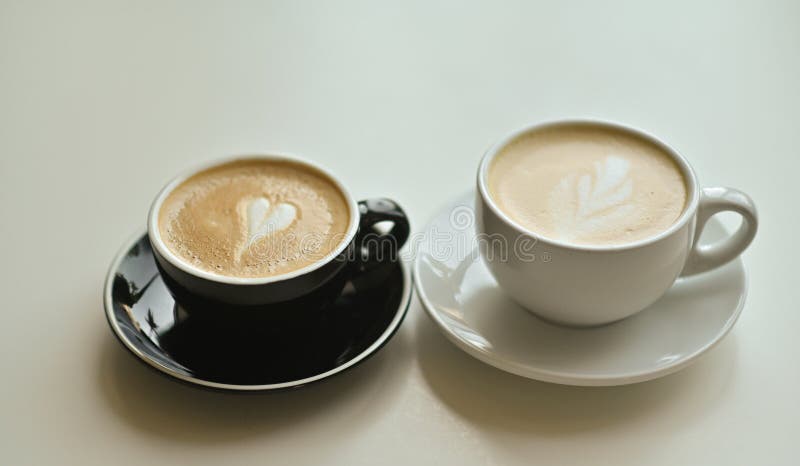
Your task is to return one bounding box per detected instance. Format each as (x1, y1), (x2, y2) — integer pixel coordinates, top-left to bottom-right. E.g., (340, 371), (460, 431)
(103, 233), (411, 391)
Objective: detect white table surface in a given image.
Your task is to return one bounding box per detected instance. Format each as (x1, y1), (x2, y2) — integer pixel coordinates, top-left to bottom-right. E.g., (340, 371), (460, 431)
(1, 1), (798, 464)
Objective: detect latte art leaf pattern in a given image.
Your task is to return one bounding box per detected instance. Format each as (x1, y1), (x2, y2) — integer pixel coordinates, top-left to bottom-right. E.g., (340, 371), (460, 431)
(548, 156), (636, 241)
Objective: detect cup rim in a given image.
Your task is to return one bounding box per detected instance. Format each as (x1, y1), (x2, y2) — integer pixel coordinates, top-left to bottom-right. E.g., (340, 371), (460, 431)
(147, 153), (360, 285)
(477, 118), (701, 252)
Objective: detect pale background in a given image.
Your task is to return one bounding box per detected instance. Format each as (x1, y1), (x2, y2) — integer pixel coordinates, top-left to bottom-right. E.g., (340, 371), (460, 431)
(1, 1), (797, 465)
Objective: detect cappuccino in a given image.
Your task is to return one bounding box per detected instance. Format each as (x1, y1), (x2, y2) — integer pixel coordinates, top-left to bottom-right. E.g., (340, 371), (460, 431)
(488, 124), (687, 246)
(157, 159), (350, 278)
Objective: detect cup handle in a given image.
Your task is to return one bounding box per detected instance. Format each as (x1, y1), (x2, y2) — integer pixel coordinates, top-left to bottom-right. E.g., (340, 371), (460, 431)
(680, 187), (758, 276)
(355, 198), (410, 272)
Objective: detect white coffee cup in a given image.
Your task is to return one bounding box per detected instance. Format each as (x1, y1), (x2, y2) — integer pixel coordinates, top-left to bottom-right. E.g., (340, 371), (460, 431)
(476, 120), (758, 326)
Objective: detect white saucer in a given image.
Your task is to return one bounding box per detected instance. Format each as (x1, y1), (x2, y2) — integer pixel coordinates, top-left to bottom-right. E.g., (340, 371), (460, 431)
(413, 192), (748, 386)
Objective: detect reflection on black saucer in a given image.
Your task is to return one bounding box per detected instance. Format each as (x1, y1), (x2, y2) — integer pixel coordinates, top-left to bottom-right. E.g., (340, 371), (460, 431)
(105, 234), (410, 391)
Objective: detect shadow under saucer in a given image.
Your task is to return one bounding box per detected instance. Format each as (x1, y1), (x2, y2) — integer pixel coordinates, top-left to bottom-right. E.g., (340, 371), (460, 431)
(96, 318), (415, 444)
(413, 312), (739, 436)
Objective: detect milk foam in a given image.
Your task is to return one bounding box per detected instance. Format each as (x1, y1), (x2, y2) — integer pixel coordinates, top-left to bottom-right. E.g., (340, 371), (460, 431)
(239, 196), (298, 261)
(158, 159), (350, 278)
(548, 155), (635, 241)
(489, 125), (687, 246)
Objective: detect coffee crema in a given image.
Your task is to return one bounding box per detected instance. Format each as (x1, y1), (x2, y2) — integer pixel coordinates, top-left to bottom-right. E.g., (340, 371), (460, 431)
(488, 124), (688, 246)
(158, 159), (350, 278)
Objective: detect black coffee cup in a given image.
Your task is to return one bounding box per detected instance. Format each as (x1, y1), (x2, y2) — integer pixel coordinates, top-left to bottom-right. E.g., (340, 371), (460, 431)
(147, 154), (409, 324)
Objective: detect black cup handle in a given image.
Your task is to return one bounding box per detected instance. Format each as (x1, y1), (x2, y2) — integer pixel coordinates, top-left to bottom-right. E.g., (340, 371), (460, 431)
(355, 198), (410, 273)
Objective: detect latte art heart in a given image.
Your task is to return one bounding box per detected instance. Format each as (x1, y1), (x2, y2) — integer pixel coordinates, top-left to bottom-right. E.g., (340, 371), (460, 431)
(238, 197), (297, 260)
(245, 197), (297, 246)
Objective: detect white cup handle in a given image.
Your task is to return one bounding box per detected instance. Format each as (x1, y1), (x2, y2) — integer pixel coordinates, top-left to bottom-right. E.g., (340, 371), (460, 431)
(681, 187), (758, 276)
